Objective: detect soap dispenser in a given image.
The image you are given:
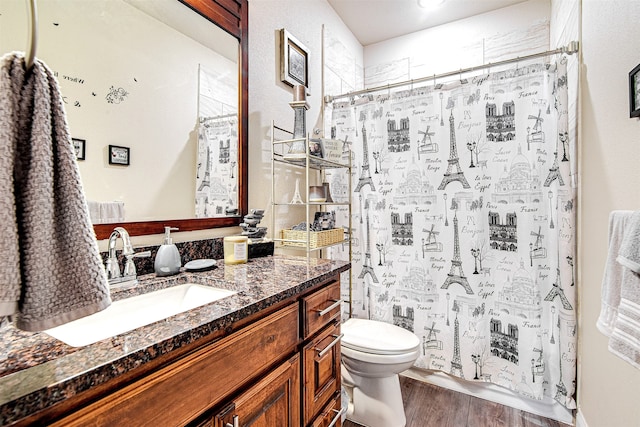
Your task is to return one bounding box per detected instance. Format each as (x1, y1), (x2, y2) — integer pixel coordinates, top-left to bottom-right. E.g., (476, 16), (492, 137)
(154, 227), (181, 276)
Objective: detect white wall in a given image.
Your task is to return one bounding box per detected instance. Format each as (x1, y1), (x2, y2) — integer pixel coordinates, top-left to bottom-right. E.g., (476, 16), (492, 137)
(579, 1), (640, 426)
(0, 0), (237, 224)
(363, 0), (550, 87)
(248, 0), (363, 237)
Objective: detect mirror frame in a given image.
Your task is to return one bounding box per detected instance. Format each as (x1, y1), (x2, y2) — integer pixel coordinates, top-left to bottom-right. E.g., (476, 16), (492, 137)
(93, 0), (248, 239)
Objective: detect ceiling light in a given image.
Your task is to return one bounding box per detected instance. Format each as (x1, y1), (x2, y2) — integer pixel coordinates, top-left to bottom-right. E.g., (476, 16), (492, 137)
(417, 0), (446, 9)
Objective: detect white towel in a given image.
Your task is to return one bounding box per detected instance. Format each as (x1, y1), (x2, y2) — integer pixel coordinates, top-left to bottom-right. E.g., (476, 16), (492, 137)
(0, 52), (110, 331)
(99, 201), (125, 223)
(87, 200), (102, 224)
(597, 210), (633, 336)
(617, 211), (640, 273)
(608, 211), (640, 369)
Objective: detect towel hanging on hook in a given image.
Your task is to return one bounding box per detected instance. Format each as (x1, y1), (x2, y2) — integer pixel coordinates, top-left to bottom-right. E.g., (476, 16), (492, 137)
(25, 0), (38, 71)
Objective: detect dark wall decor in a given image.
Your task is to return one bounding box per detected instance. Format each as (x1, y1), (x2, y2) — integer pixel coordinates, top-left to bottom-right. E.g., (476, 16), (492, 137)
(72, 138), (86, 160)
(108, 145), (130, 166)
(280, 28), (309, 88)
(630, 63), (640, 118)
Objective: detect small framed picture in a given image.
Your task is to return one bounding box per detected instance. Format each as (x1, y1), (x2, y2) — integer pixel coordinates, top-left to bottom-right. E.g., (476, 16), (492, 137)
(629, 63), (640, 118)
(72, 138), (86, 160)
(309, 138), (324, 158)
(109, 144), (130, 166)
(280, 29), (309, 88)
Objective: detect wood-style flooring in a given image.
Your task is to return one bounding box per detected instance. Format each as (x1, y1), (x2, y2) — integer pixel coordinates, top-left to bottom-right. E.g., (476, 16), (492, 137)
(343, 376), (573, 427)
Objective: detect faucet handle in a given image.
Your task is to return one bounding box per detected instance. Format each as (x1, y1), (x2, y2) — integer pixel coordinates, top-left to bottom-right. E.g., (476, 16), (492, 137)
(123, 250), (151, 277)
(106, 257), (121, 281)
(133, 250), (152, 258)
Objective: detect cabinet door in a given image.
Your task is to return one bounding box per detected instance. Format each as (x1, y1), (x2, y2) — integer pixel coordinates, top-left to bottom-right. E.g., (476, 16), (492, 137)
(303, 322), (342, 426)
(214, 354), (300, 427)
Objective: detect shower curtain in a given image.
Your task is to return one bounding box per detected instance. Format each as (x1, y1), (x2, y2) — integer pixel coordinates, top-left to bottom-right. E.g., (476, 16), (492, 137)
(194, 115), (239, 217)
(328, 58), (576, 408)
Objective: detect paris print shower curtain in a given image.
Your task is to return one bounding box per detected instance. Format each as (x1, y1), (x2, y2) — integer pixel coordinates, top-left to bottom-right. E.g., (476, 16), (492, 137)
(328, 58), (576, 408)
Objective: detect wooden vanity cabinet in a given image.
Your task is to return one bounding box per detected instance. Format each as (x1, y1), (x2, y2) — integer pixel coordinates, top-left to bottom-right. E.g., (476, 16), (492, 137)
(39, 274), (343, 427)
(52, 303), (300, 427)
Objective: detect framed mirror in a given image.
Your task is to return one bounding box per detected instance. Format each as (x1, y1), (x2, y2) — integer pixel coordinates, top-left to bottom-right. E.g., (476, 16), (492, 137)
(0, 0), (248, 239)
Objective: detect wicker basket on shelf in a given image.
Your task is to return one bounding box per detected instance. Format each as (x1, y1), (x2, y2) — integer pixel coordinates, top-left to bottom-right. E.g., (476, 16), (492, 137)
(280, 228), (344, 248)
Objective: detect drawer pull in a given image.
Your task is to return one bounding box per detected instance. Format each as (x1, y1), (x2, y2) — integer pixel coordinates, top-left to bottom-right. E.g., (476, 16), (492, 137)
(316, 333), (344, 357)
(316, 299), (342, 317)
(225, 415), (239, 427)
(328, 407), (346, 427)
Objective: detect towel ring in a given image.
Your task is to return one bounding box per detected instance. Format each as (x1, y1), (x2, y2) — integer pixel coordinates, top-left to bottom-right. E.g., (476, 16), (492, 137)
(25, 0), (38, 71)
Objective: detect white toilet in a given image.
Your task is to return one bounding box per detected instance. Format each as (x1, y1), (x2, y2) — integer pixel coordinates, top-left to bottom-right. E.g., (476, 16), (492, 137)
(340, 318), (421, 427)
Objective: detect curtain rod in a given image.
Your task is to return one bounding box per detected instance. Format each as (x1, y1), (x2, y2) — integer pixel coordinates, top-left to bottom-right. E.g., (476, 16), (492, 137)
(323, 40), (579, 103)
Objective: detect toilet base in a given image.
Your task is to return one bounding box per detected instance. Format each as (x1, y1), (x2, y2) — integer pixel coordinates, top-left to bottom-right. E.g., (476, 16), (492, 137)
(342, 366), (406, 427)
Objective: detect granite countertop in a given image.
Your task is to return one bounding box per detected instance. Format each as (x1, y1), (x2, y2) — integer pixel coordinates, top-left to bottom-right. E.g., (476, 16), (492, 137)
(0, 255), (350, 425)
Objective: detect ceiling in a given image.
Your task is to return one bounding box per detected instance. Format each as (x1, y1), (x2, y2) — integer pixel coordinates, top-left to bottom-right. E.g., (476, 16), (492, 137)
(327, 0), (528, 46)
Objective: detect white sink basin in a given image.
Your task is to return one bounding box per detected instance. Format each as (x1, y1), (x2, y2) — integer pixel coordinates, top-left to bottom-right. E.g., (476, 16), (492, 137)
(44, 284), (237, 347)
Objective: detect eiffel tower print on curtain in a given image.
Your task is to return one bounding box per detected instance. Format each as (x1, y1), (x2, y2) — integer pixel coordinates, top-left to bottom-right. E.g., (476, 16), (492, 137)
(544, 151), (565, 187)
(450, 306), (464, 378)
(355, 123), (375, 192)
(358, 210), (379, 283)
(438, 111), (470, 190)
(544, 267), (573, 310)
(441, 211), (473, 294)
(198, 146), (211, 191)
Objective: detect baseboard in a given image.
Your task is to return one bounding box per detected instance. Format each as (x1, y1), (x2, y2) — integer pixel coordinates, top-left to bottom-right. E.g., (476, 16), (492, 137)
(575, 409), (588, 427)
(402, 368), (575, 426)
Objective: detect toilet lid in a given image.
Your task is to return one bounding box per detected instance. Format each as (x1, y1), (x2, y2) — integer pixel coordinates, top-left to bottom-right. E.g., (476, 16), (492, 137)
(341, 318), (420, 355)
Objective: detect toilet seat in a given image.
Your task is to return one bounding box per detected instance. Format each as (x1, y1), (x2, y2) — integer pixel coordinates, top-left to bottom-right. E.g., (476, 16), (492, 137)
(342, 318), (420, 355)
(341, 344), (421, 366)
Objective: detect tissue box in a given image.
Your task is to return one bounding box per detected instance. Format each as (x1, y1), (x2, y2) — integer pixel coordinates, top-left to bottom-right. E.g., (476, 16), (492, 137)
(248, 240), (275, 258)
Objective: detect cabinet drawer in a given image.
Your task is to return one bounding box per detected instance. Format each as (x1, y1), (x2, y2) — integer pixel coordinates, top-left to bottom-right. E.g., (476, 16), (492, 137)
(310, 393), (343, 427)
(302, 279), (341, 339)
(55, 303), (299, 427)
(303, 321), (342, 426)
(213, 354), (300, 427)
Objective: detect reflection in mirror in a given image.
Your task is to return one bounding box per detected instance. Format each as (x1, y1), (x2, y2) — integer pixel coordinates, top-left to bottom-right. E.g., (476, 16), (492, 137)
(196, 66), (239, 216)
(1, 0), (241, 225)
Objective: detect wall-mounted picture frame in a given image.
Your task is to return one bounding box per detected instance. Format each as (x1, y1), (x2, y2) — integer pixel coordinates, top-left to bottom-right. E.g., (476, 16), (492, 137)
(72, 138), (86, 160)
(629, 63), (640, 118)
(280, 29), (309, 88)
(109, 144), (130, 166)
(309, 138), (324, 158)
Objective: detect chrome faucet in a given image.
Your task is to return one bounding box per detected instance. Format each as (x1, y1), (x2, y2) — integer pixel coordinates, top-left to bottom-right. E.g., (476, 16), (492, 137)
(105, 227), (150, 286)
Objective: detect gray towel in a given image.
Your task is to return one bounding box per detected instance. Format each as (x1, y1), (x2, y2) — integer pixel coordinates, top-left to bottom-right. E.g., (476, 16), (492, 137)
(608, 211), (640, 368)
(0, 52), (110, 332)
